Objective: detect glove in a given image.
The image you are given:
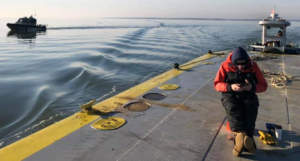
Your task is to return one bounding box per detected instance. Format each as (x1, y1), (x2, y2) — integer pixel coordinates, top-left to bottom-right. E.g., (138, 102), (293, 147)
(258, 131), (277, 145)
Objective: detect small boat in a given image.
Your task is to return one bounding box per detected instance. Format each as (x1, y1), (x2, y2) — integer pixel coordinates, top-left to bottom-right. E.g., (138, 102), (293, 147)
(7, 15), (47, 31)
(249, 7), (300, 54)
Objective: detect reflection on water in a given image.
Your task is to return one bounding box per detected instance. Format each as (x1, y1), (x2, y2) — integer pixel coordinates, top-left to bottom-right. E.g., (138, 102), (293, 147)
(7, 30), (47, 42)
(6, 31), (47, 48)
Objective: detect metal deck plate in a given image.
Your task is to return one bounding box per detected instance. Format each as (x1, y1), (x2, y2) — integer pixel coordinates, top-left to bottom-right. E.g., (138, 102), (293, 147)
(142, 93), (167, 101)
(282, 55), (300, 160)
(24, 56), (224, 161)
(16, 52), (300, 161)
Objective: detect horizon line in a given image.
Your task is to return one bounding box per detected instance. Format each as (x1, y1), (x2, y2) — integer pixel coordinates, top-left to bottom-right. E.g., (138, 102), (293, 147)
(1, 16), (300, 21)
(101, 17), (300, 21)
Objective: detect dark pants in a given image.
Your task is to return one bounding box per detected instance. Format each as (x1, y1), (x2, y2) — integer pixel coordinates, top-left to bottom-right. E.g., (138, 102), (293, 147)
(222, 94), (259, 138)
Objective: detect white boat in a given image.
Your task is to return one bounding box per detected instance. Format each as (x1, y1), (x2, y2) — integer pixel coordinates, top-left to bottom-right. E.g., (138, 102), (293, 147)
(249, 7), (300, 54)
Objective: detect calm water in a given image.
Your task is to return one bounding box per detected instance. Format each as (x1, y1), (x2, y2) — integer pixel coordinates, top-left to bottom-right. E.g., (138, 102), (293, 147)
(0, 18), (299, 148)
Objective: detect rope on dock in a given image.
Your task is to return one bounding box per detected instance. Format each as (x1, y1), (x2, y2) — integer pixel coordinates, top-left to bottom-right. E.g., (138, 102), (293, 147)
(262, 70), (291, 89)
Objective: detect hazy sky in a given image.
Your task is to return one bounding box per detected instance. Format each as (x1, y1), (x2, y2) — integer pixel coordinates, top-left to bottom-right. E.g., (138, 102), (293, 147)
(1, 0), (299, 19)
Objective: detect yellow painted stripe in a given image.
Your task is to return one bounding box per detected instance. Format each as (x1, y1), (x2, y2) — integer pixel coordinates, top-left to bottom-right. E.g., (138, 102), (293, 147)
(0, 53), (219, 161)
(0, 112), (99, 161)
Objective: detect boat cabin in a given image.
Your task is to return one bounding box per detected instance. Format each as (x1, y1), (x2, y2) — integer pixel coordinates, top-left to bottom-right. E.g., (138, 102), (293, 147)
(260, 10), (290, 48)
(16, 16), (37, 25)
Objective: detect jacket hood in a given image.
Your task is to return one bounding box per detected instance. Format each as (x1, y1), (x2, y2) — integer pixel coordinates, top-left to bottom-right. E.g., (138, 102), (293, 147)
(230, 47), (250, 65)
(226, 47), (252, 70)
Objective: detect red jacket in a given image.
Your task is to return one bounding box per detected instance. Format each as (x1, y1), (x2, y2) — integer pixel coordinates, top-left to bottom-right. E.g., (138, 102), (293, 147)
(214, 52), (268, 93)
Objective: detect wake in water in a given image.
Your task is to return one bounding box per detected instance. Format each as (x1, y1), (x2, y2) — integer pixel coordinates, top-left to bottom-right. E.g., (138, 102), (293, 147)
(47, 19), (167, 30)
(95, 85), (116, 101)
(0, 85), (119, 148)
(48, 26), (156, 30)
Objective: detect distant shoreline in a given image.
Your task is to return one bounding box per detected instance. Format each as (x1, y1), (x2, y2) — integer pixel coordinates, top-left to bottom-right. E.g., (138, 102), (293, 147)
(101, 17), (300, 22)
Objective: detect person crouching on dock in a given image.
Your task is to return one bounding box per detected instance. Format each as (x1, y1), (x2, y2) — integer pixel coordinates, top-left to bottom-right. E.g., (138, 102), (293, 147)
(213, 47), (268, 157)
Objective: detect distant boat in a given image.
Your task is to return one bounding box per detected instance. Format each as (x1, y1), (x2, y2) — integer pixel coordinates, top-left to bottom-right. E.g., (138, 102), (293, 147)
(7, 15), (47, 31)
